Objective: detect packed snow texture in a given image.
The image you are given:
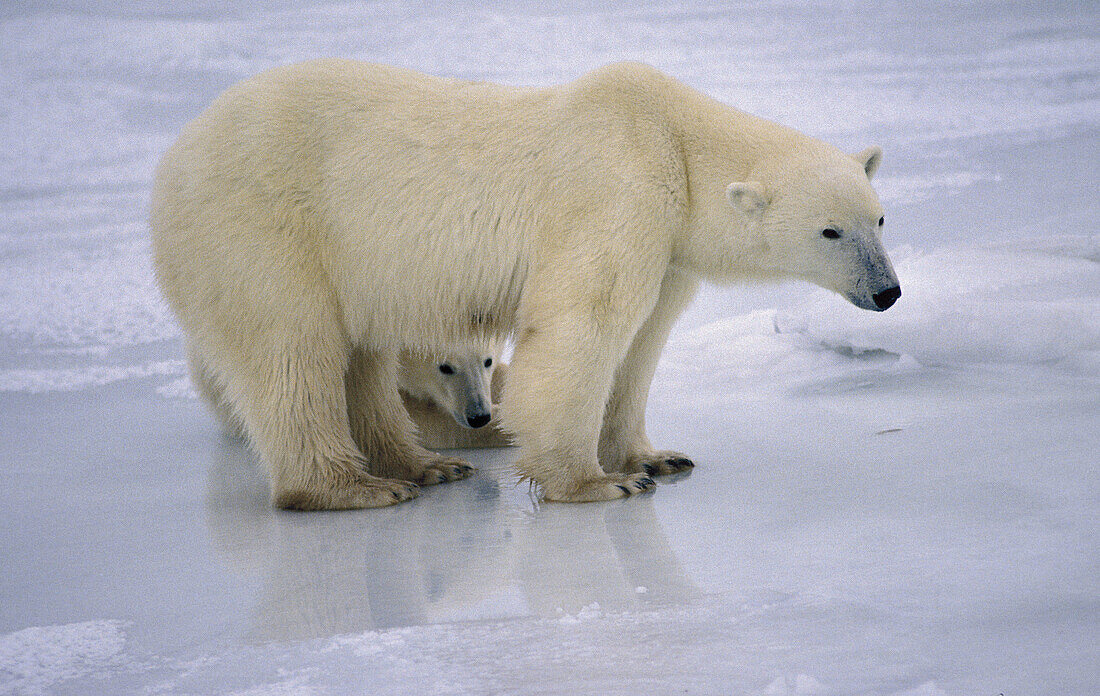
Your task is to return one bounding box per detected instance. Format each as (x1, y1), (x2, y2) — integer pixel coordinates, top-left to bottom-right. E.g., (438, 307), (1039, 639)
(0, 621), (127, 696)
(0, 1), (1097, 695)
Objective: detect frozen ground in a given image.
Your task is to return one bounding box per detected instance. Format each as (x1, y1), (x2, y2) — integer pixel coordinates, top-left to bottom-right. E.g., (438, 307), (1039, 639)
(1, 1), (1097, 694)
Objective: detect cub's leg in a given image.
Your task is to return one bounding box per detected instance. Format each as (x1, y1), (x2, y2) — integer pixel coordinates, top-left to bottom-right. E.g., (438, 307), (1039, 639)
(599, 269), (699, 477)
(225, 328), (419, 510)
(502, 310), (655, 503)
(346, 347), (474, 485)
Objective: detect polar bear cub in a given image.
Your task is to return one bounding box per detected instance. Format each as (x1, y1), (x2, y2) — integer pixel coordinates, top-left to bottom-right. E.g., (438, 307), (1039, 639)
(400, 345), (511, 450)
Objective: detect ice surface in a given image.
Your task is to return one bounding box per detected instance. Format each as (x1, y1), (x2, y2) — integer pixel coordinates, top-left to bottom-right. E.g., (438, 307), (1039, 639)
(1, 1), (1098, 695)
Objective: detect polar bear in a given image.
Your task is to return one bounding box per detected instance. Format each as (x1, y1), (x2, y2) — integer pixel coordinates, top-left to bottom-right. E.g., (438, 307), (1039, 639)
(151, 60), (899, 508)
(399, 345), (511, 450)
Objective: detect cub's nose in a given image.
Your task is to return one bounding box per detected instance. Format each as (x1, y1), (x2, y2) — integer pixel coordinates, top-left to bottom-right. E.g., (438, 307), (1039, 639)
(872, 285), (901, 310)
(466, 413), (491, 429)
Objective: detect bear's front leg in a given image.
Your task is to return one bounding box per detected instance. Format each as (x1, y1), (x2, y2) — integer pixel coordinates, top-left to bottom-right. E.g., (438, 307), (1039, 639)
(346, 347), (475, 485)
(599, 268), (699, 477)
(502, 311), (656, 503)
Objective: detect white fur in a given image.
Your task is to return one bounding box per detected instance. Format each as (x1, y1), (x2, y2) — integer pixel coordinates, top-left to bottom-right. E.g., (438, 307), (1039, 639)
(151, 60), (898, 507)
(399, 345), (511, 450)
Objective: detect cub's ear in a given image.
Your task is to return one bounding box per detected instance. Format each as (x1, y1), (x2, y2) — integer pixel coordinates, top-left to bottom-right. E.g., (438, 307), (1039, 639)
(726, 182), (768, 215)
(855, 146), (883, 180)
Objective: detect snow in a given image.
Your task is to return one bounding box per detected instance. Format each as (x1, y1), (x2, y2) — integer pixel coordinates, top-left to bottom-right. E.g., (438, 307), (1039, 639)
(1, 1), (1097, 695)
(0, 621), (127, 696)
(665, 238), (1100, 387)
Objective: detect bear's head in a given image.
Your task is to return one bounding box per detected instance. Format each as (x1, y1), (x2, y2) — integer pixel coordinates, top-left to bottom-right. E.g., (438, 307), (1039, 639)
(723, 145), (901, 311)
(400, 344), (501, 429)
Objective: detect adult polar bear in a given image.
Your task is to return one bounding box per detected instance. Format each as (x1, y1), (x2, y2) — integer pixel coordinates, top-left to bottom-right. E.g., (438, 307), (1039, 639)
(151, 60), (900, 508)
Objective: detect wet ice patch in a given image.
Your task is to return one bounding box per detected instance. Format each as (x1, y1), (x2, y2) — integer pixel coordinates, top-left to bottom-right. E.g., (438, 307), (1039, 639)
(0, 620), (128, 696)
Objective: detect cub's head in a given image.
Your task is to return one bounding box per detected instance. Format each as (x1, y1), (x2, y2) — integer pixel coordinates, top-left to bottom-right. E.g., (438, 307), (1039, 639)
(724, 145), (901, 311)
(399, 344), (502, 429)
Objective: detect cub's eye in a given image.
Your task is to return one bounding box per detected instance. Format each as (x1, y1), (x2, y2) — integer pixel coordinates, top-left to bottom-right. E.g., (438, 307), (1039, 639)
(438, 364), (455, 375)
(822, 228), (841, 239)
(878, 216), (885, 226)
(484, 358), (493, 368)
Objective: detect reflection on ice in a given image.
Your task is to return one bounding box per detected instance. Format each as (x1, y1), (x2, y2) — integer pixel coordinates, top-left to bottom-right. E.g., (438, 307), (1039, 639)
(204, 442), (696, 641)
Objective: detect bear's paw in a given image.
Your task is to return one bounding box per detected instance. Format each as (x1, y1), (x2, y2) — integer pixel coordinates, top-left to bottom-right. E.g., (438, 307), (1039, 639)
(415, 456), (476, 486)
(630, 450), (695, 477)
(544, 472), (656, 503)
(275, 475), (420, 511)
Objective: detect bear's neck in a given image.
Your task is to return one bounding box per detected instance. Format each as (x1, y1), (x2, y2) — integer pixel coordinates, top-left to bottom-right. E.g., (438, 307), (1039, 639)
(662, 82), (796, 280)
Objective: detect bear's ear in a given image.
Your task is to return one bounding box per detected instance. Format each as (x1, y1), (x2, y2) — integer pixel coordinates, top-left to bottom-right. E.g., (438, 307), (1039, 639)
(726, 182), (768, 215)
(855, 146), (883, 180)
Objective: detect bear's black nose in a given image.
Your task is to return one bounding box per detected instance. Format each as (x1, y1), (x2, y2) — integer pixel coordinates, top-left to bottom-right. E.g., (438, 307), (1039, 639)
(872, 285), (901, 310)
(466, 413), (491, 429)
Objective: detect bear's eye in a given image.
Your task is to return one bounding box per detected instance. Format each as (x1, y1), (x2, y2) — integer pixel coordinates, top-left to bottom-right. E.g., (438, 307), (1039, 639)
(878, 216), (884, 226)
(438, 363), (455, 375)
(821, 228), (841, 239)
(484, 358), (493, 368)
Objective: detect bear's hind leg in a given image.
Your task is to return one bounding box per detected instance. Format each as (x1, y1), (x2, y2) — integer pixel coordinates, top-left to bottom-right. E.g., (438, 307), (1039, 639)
(346, 347), (475, 486)
(231, 336), (420, 510)
(186, 342), (245, 438)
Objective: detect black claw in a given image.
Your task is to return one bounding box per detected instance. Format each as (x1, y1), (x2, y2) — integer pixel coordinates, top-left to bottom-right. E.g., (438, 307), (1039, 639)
(640, 476), (655, 487)
(391, 491), (401, 500)
(616, 484), (631, 495)
(668, 457), (694, 470)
